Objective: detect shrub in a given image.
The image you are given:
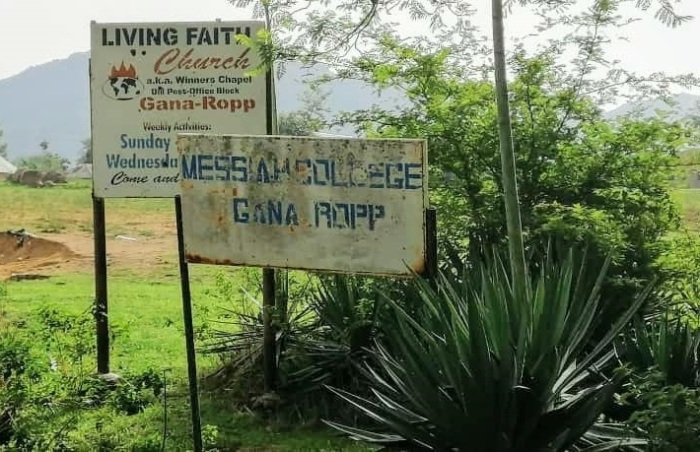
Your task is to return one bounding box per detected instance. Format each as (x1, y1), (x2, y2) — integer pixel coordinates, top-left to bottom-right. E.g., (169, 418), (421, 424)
(623, 372), (700, 452)
(324, 247), (648, 451)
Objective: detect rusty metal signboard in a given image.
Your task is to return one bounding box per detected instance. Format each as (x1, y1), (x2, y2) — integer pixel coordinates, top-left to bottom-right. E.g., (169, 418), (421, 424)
(89, 21), (268, 198)
(177, 134), (428, 276)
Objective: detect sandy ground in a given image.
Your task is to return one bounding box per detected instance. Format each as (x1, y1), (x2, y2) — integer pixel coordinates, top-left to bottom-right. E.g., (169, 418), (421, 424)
(0, 225), (178, 280)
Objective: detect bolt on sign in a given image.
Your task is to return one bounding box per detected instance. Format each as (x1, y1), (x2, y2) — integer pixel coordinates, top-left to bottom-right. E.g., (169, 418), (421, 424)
(177, 134), (428, 276)
(89, 21), (268, 198)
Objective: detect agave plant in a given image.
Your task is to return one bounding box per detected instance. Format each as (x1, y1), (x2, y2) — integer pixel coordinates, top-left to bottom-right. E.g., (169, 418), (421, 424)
(202, 271), (411, 422)
(324, 247), (649, 451)
(617, 315), (700, 388)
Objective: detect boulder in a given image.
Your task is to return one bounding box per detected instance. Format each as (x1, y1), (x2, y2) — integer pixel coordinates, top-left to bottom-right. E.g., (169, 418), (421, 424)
(19, 170), (44, 188)
(42, 170), (67, 184)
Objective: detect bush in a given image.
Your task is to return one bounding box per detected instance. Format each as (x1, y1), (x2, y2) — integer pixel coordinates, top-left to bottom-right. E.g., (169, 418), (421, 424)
(624, 372), (700, 452)
(203, 271), (419, 424)
(342, 41), (689, 317)
(325, 248), (649, 451)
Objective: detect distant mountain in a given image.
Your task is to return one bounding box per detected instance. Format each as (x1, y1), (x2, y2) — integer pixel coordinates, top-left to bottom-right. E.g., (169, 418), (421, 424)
(0, 52), (405, 162)
(0, 53), (90, 162)
(605, 93), (700, 121)
(1, 51), (698, 162)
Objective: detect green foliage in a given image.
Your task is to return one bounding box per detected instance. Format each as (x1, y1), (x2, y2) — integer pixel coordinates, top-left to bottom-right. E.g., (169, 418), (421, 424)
(325, 247), (649, 450)
(204, 270), (416, 424)
(79, 138), (92, 164)
(623, 372), (700, 452)
(278, 86), (330, 136)
(343, 41), (688, 311)
(15, 150), (70, 172)
(618, 316), (700, 388)
(0, 127), (7, 159)
(0, 307), (166, 449)
(654, 233), (700, 311)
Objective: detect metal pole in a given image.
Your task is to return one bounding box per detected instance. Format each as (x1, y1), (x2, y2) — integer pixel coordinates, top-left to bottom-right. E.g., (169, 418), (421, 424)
(261, 54), (278, 393)
(425, 207), (439, 287)
(92, 193), (110, 374)
(174, 195), (203, 452)
(262, 268), (277, 392)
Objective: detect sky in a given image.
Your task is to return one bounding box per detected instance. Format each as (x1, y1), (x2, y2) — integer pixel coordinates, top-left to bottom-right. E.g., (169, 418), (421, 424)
(1, 0), (699, 92)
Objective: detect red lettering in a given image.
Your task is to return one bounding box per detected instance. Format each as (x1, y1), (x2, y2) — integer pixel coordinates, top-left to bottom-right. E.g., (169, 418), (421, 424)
(153, 47), (251, 75)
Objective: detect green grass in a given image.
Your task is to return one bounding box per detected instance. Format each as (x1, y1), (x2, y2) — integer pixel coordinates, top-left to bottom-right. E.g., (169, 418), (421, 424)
(0, 269), (371, 451)
(0, 180), (174, 234)
(1, 180), (697, 451)
(672, 188), (700, 231)
(0, 179), (373, 450)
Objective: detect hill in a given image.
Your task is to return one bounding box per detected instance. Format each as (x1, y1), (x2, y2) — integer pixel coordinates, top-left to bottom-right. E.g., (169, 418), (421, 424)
(604, 92), (700, 121)
(1, 51), (698, 162)
(0, 52), (404, 162)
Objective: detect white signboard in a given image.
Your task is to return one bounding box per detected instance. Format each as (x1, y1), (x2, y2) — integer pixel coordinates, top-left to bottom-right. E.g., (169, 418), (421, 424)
(178, 135), (428, 276)
(89, 21), (268, 198)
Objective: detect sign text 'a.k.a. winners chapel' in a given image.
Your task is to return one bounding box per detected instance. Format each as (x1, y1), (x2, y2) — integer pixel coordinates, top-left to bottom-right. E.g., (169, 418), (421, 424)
(89, 21), (268, 198)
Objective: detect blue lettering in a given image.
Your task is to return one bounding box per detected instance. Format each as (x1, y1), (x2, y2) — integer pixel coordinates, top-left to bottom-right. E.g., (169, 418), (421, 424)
(254, 203), (266, 223)
(198, 155), (213, 180)
(268, 201), (282, 225)
(368, 163), (384, 188)
(369, 205), (385, 231)
(356, 204), (368, 222)
(286, 204), (299, 226)
(120, 134), (128, 148)
(314, 202), (332, 228)
(274, 158), (290, 182)
(313, 159), (330, 186)
(404, 163), (422, 189)
(214, 156), (231, 181)
(231, 156), (247, 181)
(181, 155), (198, 179)
(233, 198), (249, 223)
(334, 203), (350, 228)
(256, 158), (270, 183)
(349, 204), (357, 229)
(313, 202), (385, 230)
(386, 163), (404, 189)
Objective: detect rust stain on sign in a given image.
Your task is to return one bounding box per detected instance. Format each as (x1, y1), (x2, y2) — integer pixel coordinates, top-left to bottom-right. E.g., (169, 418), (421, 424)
(178, 134), (428, 277)
(185, 254), (236, 266)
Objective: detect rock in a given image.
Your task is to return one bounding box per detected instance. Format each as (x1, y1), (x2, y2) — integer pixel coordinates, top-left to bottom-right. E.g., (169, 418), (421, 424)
(96, 372), (123, 386)
(42, 170), (67, 184)
(19, 170), (44, 188)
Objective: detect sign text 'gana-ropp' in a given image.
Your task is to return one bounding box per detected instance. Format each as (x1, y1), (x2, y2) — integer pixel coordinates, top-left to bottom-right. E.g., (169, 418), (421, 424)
(89, 21), (268, 198)
(177, 135), (428, 277)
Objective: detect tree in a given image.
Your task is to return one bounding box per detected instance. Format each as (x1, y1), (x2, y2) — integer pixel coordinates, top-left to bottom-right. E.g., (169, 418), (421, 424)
(0, 128), (7, 159)
(235, 0), (695, 306)
(341, 41), (687, 309)
(79, 138), (92, 164)
(278, 87), (330, 136)
(492, 0), (528, 298)
(16, 151), (69, 172)
(489, 0), (693, 297)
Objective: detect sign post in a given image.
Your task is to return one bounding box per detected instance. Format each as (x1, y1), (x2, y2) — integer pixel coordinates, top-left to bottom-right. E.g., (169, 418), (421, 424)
(92, 194), (109, 374)
(89, 20), (271, 450)
(174, 195), (203, 452)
